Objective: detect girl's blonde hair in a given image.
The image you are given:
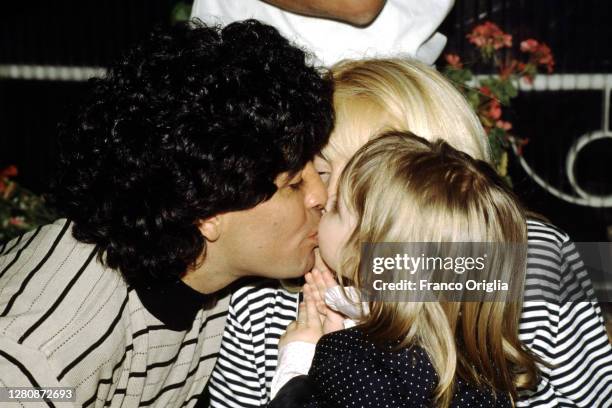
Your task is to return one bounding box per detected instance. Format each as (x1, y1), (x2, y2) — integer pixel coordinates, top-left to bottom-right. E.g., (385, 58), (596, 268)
(336, 132), (539, 407)
(324, 58), (491, 165)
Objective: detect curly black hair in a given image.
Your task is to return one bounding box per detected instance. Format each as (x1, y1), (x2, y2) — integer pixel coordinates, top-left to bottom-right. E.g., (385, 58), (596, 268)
(54, 19), (334, 289)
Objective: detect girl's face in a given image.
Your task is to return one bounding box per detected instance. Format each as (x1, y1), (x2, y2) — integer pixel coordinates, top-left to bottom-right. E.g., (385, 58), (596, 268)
(317, 191), (356, 273)
(314, 131), (363, 271)
(314, 152), (356, 273)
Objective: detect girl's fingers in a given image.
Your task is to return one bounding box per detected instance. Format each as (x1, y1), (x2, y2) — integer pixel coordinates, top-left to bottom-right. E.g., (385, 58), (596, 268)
(307, 275), (323, 302)
(296, 302), (307, 325)
(304, 282), (327, 316)
(304, 272), (314, 286)
(303, 284), (316, 307)
(311, 269), (329, 300)
(304, 288), (321, 328)
(321, 268), (338, 288)
(281, 295), (325, 346)
(305, 274), (322, 302)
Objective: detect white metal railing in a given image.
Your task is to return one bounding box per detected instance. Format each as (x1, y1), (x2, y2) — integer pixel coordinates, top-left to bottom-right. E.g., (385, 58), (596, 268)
(0, 64), (106, 81)
(473, 74), (612, 207)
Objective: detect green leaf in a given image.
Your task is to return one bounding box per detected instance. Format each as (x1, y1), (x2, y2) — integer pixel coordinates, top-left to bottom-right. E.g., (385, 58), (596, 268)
(502, 80), (518, 99)
(443, 67), (472, 86)
(487, 127), (507, 166)
(466, 90), (482, 111)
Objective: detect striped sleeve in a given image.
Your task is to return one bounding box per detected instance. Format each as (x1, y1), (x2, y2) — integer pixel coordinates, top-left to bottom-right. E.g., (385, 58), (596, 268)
(518, 220), (612, 407)
(209, 281), (299, 408)
(209, 289), (262, 408)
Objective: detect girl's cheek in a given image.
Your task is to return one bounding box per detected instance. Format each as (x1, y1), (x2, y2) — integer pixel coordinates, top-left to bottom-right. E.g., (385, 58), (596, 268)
(317, 219), (335, 265)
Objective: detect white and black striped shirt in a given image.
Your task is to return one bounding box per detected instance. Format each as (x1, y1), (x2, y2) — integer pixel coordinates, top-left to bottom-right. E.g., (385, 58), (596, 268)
(0, 219), (230, 407)
(208, 220), (612, 408)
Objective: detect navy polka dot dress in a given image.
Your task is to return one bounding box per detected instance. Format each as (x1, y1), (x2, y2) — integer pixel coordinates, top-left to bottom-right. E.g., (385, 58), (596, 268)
(303, 328), (511, 408)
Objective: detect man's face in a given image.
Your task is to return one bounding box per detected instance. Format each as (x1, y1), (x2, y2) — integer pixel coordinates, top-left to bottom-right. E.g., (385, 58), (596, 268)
(217, 161), (327, 279)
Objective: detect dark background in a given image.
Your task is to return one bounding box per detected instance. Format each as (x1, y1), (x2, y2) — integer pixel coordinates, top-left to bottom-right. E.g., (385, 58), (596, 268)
(0, 0), (180, 194)
(440, 0), (612, 243)
(1, 0), (611, 244)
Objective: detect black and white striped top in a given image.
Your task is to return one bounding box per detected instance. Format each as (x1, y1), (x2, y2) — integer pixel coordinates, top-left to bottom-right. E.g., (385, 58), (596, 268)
(208, 220), (612, 408)
(0, 219), (230, 407)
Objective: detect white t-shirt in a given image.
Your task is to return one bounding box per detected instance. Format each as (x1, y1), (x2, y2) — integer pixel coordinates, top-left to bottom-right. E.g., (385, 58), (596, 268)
(191, 0), (454, 66)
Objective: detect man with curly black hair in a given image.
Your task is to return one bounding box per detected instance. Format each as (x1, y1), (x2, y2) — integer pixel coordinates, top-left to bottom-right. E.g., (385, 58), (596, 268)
(0, 20), (333, 407)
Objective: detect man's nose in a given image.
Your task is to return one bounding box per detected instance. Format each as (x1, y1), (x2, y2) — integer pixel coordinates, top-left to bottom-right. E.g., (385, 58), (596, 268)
(305, 163), (328, 212)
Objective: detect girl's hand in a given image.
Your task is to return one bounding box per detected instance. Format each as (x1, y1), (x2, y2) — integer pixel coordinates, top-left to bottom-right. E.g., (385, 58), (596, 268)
(307, 268), (338, 309)
(309, 249), (337, 314)
(279, 285), (324, 348)
(305, 270), (345, 334)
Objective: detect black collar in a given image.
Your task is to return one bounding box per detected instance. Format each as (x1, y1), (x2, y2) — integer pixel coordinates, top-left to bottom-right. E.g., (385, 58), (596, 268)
(134, 279), (212, 331)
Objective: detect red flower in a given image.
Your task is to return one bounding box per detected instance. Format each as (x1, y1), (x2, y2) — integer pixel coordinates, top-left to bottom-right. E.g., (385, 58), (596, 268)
(488, 99), (502, 120)
(0, 165), (17, 178)
(479, 87), (502, 120)
(535, 43), (555, 73)
(521, 40), (555, 73)
(467, 22), (512, 51)
(479, 86), (492, 96)
(445, 53), (463, 69)
(520, 39), (539, 53)
(9, 217), (25, 227)
(0, 165), (18, 194)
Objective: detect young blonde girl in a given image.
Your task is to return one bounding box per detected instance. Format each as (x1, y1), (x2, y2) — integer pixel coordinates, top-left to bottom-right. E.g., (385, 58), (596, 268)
(273, 131), (538, 407)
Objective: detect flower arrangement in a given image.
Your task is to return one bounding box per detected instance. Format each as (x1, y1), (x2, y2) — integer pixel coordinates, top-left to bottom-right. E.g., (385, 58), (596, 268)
(0, 165), (58, 244)
(442, 21), (555, 182)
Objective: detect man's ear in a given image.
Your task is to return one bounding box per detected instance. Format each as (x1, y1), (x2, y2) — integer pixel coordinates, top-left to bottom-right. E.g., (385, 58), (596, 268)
(198, 215), (222, 242)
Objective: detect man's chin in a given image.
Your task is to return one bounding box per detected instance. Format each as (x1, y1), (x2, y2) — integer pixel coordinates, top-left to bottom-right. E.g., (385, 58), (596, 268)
(303, 250), (316, 273)
(282, 253), (316, 279)
(257, 250), (316, 280)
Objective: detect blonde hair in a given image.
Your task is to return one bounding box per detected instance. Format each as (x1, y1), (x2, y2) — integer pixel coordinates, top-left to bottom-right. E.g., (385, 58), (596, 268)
(336, 132), (539, 407)
(324, 58), (490, 165)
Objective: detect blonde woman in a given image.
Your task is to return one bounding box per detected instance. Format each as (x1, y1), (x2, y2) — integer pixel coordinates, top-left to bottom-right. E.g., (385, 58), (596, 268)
(208, 59), (612, 408)
(273, 131), (537, 407)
